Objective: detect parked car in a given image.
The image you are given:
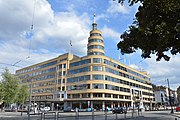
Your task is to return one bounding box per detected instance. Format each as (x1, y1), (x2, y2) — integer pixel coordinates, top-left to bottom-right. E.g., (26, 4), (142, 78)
(112, 107), (127, 114)
(176, 106), (180, 112)
(63, 107), (75, 112)
(40, 106), (50, 112)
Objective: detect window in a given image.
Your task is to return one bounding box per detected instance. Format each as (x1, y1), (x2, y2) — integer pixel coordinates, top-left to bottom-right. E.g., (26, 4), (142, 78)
(72, 94), (80, 98)
(113, 94), (118, 98)
(67, 75), (90, 83)
(88, 52), (104, 55)
(63, 64), (66, 68)
(61, 94), (64, 98)
(67, 94), (71, 98)
(82, 93), (90, 98)
(119, 95), (123, 99)
(92, 84), (104, 89)
(89, 39), (103, 43)
(92, 74), (104, 80)
(93, 58), (102, 63)
(105, 94), (111, 98)
(92, 66), (103, 71)
(69, 66), (90, 75)
(93, 93), (102, 97)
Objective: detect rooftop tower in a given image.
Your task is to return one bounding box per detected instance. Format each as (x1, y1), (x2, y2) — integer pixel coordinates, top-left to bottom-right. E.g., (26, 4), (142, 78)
(87, 14), (104, 55)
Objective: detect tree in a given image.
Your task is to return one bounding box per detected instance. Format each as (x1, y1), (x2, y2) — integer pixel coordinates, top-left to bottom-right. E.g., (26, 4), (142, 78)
(117, 0), (180, 61)
(177, 86), (180, 105)
(15, 84), (30, 111)
(1, 68), (19, 105)
(15, 84), (29, 105)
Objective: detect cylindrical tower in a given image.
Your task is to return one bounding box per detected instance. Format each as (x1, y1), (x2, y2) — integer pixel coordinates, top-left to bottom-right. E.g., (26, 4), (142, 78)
(87, 14), (104, 56)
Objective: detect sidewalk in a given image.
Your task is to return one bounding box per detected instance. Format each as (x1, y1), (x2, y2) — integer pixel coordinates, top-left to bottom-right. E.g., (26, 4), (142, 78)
(172, 112), (180, 118)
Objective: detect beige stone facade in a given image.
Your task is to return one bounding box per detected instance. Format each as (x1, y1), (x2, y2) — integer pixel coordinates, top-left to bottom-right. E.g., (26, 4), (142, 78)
(16, 18), (154, 110)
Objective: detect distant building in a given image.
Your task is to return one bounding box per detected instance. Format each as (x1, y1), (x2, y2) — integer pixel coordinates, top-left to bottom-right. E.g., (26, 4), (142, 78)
(16, 15), (154, 110)
(153, 85), (178, 107)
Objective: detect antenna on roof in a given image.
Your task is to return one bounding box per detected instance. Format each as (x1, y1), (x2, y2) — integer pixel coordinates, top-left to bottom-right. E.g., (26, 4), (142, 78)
(93, 13), (96, 23)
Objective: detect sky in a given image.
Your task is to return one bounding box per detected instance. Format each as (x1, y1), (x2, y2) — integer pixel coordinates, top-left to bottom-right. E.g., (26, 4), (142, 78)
(0, 0), (179, 90)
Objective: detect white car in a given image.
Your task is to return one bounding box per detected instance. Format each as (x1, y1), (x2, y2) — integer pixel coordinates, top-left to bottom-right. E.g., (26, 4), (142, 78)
(40, 106), (50, 112)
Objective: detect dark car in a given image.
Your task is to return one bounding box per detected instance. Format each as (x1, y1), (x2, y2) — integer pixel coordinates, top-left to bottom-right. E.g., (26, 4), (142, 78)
(176, 106), (180, 112)
(112, 107), (127, 114)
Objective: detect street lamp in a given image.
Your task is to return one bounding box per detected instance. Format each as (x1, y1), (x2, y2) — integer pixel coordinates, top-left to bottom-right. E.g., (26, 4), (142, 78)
(166, 79), (174, 113)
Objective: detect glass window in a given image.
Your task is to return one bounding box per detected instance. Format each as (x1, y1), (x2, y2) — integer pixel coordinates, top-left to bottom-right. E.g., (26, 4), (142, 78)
(93, 93), (102, 97)
(92, 74), (104, 80)
(82, 93), (90, 98)
(72, 94), (80, 98)
(92, 84), (104, 89)
(92, 66), (103, 71)
(105, 94), (111, 98)
(113, 94), (118, 98)
(93, 58), (102, 63)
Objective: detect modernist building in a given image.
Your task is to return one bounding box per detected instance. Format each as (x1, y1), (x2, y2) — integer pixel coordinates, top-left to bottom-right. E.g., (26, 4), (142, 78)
(16, 15), (154, 110)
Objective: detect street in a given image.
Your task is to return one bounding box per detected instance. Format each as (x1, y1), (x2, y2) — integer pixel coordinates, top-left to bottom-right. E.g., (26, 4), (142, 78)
(0, 110), (179, 120)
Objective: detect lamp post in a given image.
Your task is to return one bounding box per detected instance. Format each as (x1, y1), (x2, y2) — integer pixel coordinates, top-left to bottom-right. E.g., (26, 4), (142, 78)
(166, 79), (174, 113)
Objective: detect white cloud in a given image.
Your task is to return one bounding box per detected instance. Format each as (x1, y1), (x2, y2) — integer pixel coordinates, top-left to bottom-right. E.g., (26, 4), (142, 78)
(144, 55), (180, 90)
(0, 0), (91, 74)
(101, 26), (120, 43)
(107, 1), (130, 14)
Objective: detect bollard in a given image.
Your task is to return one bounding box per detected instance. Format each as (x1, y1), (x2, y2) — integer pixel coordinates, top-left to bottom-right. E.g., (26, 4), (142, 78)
(132, 109), (134, 118)
(41, 112), (43, 120)
(92, 108), (94, 120)
(105, 110), (107, 120)
(115, 113), (118, 120)
(44, 112), (45, 120)
(124, 112), (127, 118)
(55, 112), (57, 120)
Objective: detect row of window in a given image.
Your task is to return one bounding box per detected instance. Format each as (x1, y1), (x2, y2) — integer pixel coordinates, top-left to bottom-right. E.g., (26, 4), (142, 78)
(69, 66), (90, 75)
(104, 59), (150, 81)
(67, 84), (90, 90)
(88, 52), (104, 55)
(67, 83), (130, 93)
(33, 95), (53, 100)
(67, 93), (131, 99)
(32, 88), (54, 94)
(16, 60), (57, 74)
(21, 74), (55, 83)
(32, 80), (56, 88)
(88, 39), (103, 43)
(66, 74), (151, 91)
(90, 33), (102, 37)
(88, 45), (104, 50)
(67, 75), (90, 83)
(105, 75), (152, 90)
(19, 67), (56, 79)
(106, 84), (130, 93)
(70, 59), (91, 67)
(105, 67), (151, 85)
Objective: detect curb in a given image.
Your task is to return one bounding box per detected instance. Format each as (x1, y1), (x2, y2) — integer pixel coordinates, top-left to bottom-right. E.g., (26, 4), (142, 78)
(171, 114), (180, 118)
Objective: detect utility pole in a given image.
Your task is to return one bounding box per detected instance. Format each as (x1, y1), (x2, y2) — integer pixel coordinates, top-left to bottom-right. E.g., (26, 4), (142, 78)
(28, 81), (32, 120)
(167, 79), (174, 113)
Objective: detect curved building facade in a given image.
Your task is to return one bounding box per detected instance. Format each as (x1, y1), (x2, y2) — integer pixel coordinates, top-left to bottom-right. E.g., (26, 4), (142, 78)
(16, 16), (154, 111)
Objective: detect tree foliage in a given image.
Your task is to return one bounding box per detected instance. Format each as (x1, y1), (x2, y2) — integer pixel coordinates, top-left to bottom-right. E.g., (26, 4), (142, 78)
(1, 68), (19, 104)
(15, 84), (30, 105)
(0, 68), (29, 105)
(117, 0), (180, 61)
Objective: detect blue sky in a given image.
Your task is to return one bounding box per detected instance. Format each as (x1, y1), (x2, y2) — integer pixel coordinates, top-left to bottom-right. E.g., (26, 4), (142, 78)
(0, 0), (179, 90)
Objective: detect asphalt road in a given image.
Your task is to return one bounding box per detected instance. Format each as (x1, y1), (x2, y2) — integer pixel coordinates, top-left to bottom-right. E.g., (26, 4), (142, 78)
(0, 110), (179, 120)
